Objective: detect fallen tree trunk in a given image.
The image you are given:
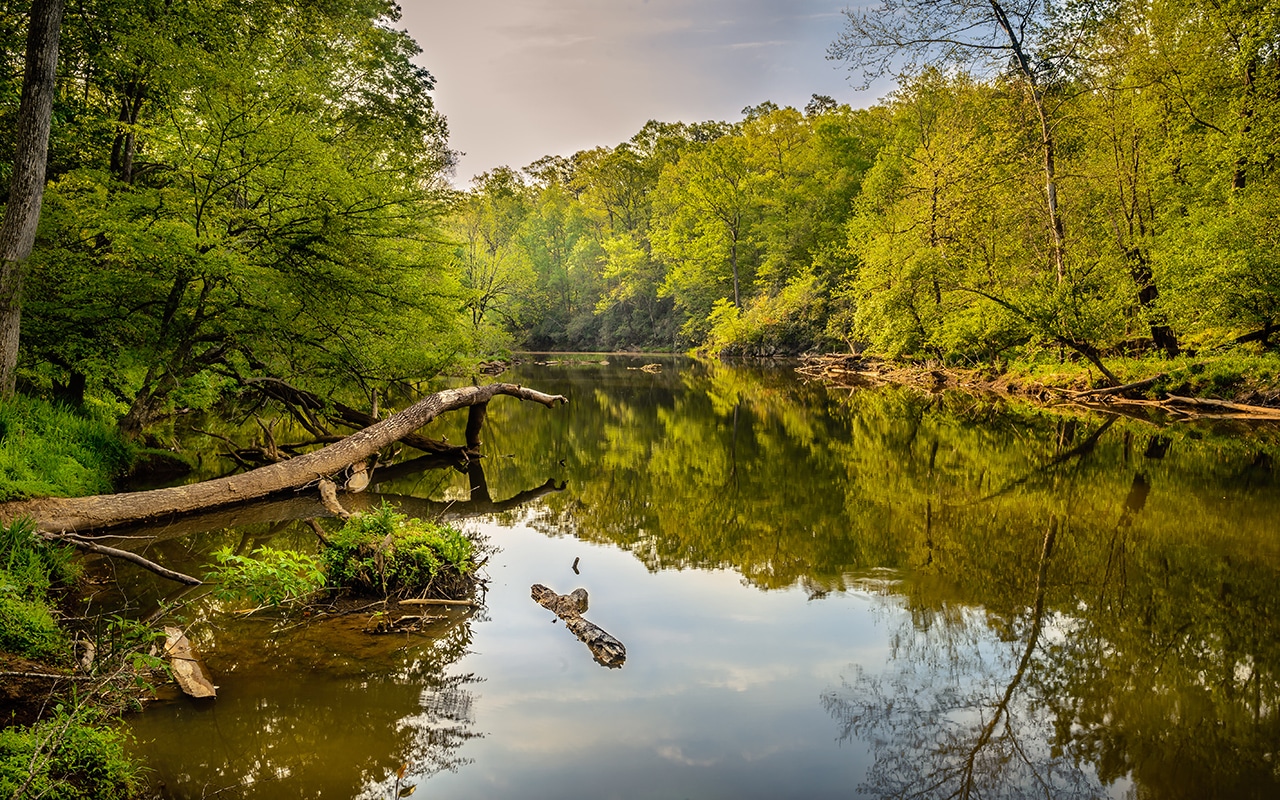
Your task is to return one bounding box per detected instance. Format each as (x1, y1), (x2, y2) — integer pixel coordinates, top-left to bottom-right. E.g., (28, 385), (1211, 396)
(1070, 373), (1167, 399)
(531, 584), (627, 668)
(1, 383), (567, 534)
(244, 376), (467, 456)
(1164, 394), (1280, 419)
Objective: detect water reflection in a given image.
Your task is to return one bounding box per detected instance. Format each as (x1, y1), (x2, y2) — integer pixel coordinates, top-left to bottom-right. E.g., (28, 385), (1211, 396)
(120, 358), (1280, 799)
(472, 359), (1280, 798)
(135, 612), (481, 799)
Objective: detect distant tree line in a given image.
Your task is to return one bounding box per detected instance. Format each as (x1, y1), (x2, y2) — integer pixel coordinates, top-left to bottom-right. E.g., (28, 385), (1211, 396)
(461, 0), (1280, 372)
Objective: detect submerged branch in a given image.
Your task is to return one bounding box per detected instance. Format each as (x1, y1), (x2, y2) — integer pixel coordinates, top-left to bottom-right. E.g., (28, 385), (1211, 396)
(42, 532), (202, 585)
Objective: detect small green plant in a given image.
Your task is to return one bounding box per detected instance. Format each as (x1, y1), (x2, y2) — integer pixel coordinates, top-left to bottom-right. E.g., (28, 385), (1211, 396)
(322, 502), (476, 597)
(205, 546), (326, 607)
(1, 517), (79, 594)
(0, 710), (142, 800)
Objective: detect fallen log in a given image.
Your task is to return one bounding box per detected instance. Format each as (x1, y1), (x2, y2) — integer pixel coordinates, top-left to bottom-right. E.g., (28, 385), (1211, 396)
(1, 383), (567, 534)
(1164, 394), (1280, 419)
(531, 584), (627, 668)
(1070, 373), (1167, 399)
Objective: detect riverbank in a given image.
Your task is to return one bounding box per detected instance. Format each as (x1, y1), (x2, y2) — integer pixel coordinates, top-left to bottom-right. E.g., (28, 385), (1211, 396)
(800, 352), (1280, 420)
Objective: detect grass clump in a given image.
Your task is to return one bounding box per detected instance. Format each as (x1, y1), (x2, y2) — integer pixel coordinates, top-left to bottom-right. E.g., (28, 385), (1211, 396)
(0, 711), (142, 800)
(201, 504), (480, 606)
(0, 394), (133, 502)
(322, 502), (477, 599)
(0, 594), (66, 663)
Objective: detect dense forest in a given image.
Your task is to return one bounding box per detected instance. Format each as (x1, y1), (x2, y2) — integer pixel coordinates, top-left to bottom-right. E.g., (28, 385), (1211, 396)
(461, 0), (1280, 374)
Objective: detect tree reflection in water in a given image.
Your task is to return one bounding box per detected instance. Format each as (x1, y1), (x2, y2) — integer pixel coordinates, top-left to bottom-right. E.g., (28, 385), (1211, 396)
(822, 520), (1111, 800)
(126, 360), (1280, 798)
(139, 614), (484, 800)
(417, 363), (1280, 798)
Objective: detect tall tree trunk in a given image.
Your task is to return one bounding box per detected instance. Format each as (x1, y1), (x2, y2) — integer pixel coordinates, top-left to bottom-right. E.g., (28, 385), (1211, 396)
(0, 0), (64, 396)
(729, 226), (741, 308)
(110, 82), (145, 183)
(988, 0), (1066, 283)
(1035, 98), (1067, 284)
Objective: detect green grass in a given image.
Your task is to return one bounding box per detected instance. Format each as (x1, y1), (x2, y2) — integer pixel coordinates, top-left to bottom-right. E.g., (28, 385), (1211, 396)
(0, 394), (133, 502)
(0, 518), (76, 662)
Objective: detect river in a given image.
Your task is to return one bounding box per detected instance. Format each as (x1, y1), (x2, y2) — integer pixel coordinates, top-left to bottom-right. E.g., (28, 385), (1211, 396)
(114, 356), (1280, 799)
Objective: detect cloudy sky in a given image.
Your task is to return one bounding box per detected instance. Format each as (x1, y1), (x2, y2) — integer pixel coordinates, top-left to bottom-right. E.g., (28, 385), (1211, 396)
(398, 1), (886, 183)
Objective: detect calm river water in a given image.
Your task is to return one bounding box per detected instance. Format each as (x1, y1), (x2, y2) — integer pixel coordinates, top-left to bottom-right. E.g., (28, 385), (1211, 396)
(118, 357), (1280, 799)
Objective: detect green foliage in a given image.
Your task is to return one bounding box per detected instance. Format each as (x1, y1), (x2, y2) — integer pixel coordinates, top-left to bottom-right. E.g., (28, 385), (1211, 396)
(446, 0), (1280, 379)
(0, 517), (79, 595)
(15, 0), (465, 435)
(0, 712), (142, 800)
(0, 395), (132, 501)
(703, 271), (830, 356)
(0, 518), (75, 661)
(322, 503), (475, 597)
(205, 547), (326, 607)
(0, 595), (66, 662)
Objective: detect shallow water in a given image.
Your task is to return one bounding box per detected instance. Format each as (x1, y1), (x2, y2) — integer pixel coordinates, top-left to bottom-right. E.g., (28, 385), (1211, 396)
(121, 357), (1280, 799)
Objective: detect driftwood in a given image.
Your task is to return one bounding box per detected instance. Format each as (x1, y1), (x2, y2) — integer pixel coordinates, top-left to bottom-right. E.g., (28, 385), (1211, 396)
(531, 584), (627, 669)
(162, 627), (216, 699)
(1164, 394), (1280, 419)
(398, 598), (477, 607)
(0, 383), (567, 534)
(1070, 373), (1167, 399)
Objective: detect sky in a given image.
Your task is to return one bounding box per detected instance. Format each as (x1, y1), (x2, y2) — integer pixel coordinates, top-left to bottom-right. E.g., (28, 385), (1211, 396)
(397, 0), (887, 183)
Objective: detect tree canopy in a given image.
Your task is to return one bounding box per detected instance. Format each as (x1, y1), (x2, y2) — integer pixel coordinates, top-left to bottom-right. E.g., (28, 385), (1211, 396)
(3, 0), (464, 432)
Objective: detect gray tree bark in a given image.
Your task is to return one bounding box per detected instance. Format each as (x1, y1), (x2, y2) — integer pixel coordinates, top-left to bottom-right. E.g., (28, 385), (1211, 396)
(0, 0), (64, 395)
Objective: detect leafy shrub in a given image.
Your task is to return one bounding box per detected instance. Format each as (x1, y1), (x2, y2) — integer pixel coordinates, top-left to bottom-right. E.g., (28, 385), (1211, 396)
(0, 517), (75, 661)
(205, 546), (326, 607)
(0, 593), (66, 662)
(0, 712), (141, 800)
(322, 502), (475, 597)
